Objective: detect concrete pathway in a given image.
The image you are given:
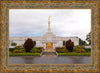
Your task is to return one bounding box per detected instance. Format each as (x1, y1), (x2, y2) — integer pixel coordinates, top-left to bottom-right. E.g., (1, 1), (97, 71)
(9, 56), (91, 64)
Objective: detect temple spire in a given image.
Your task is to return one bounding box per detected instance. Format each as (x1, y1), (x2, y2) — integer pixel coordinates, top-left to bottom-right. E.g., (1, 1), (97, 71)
(43, 16), (56, 37)
(48, 16), (51, 32)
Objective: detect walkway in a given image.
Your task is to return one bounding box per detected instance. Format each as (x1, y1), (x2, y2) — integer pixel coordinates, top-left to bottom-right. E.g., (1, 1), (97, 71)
(9, 56), (91, 64)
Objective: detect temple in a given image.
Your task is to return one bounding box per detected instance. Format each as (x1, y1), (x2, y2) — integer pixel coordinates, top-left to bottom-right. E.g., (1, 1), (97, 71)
(10, 16), (79, 51)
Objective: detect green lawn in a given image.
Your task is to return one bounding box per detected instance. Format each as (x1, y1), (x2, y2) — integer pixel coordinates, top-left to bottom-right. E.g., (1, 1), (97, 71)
(9, 52), (91, 56)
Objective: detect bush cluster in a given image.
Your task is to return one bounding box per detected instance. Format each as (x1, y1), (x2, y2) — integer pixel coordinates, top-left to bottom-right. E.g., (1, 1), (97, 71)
(55, 45), (87, 53)
(11, 42), (17, 46)
(75, 45), (85, 49)
(9, 48), (14, 52)
(73, 45), (86, 53)
(56, 47), (69, 53)
(58, 52), (90, 56)
(13, 46), (25, 53)
(30, 47), (43, 53)
(10, 53), (40, 56)
(12, 46), (43, 53)
(56, 47), (65, 49)
(85, 49), (91, 52)
(35, 47), (43, 49)
(73, 48), (86, 53)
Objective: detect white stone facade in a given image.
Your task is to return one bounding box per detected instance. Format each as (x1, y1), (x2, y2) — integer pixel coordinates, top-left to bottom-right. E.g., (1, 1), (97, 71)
(10, 36), (79, 49)
(10, 16), (79, 49)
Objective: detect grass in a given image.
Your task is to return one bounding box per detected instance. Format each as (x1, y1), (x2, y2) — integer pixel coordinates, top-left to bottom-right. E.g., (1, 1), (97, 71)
(9, 52), (40, 56)
(58, 52), (91, 56)
(9, 52), (91, 56)
(9, 48), (91, 56)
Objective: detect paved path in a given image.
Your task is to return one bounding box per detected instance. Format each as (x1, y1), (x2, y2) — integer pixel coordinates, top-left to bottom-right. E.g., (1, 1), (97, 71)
(9, 56), (91, 64)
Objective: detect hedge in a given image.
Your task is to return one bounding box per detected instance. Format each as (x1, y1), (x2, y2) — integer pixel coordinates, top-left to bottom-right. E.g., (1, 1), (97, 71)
(9, 53), (40, 56)
(58, 52), (91, 56)
(9, 48), (15, 52)
(85, 49), (91, 52)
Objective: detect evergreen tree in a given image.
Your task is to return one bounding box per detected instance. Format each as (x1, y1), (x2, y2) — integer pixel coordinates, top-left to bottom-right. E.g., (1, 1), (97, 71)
(86, 32), (91, 45)
(24, 38), (34, 52)
(65, 39), (74, 52)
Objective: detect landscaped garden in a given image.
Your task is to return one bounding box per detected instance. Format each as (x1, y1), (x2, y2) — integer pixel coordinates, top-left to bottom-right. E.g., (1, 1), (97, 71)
(56, 47), (91, 56)
(9, 38), (44, 56)
(9, 46), (43, 56)
(9, 38), (91, 56)
(56, 39), (91, 56)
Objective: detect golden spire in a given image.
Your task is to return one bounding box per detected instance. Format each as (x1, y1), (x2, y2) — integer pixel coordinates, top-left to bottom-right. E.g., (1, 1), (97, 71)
(48, 16), (51, 32)
(48, 16), (50, 21)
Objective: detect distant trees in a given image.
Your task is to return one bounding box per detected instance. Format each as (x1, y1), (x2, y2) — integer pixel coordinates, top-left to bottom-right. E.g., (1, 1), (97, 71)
(11, 42), (17, 46)
(79, 38), (87, 45)
(65, 39), (74, 52)
(86, 32), (91, 45)
(23, 38), (35, 52)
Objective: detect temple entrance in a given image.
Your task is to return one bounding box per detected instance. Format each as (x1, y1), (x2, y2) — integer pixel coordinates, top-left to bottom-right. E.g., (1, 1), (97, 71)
(41, 42), (57, 56)
(46, 43), (53, 48)
(45, 43), (53, 52)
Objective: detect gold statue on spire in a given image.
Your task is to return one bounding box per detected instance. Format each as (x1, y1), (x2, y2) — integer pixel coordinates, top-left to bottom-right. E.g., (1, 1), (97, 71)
(48, 16), (51, 32)
(48, 16), (50, 20)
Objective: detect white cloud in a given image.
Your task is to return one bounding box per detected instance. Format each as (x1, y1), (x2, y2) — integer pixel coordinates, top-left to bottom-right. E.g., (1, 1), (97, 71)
(9, 9), (91, 40)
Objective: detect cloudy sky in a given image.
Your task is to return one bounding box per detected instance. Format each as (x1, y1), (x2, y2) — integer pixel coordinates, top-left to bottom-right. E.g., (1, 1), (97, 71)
(9, 9), (91, 40)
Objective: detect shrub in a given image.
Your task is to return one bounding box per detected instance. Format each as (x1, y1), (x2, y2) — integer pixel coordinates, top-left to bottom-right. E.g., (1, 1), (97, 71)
(56, 47), (65, 49)
(75, 45), (85, 49)
(30, 47), (42, 53)
(65, 39), (74, 52)
(30, 48), (38, 53)
(80, 49), (86, 53)
(9, 48), (15, 52)
(10, 53), (40, 56)
(85, 49), (91, 52)
(23, 38), (35, 52)
(35, 47), (43, 49)
(73, 48), (86, 53)
(62, 49), (69, 53)
(56, 47), (68, 53)
(37, 50), (42, 53)
(73, 48), (81, 53)
(14, 45), (24, 49)
(13, 45), (25, 53)
(11, 42), (17, 46)
(58, 52), (91, 56)
(13, 48), (25, 53)
(56, 49), (63, 53)
(73, 45), (86, 53)
(13, 49), (19, 53)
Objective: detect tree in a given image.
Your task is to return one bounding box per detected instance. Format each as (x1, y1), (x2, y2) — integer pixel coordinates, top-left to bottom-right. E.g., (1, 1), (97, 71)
(23, 38), (34, 52)
(11, 42), (17, 46)
(65, 39), (74, 52)
(86, 32), (91, 45)
(79, 38), (87, 45)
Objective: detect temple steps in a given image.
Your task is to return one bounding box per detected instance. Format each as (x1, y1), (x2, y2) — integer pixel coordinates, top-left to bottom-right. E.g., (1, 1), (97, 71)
(40, 52), (58, 57)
